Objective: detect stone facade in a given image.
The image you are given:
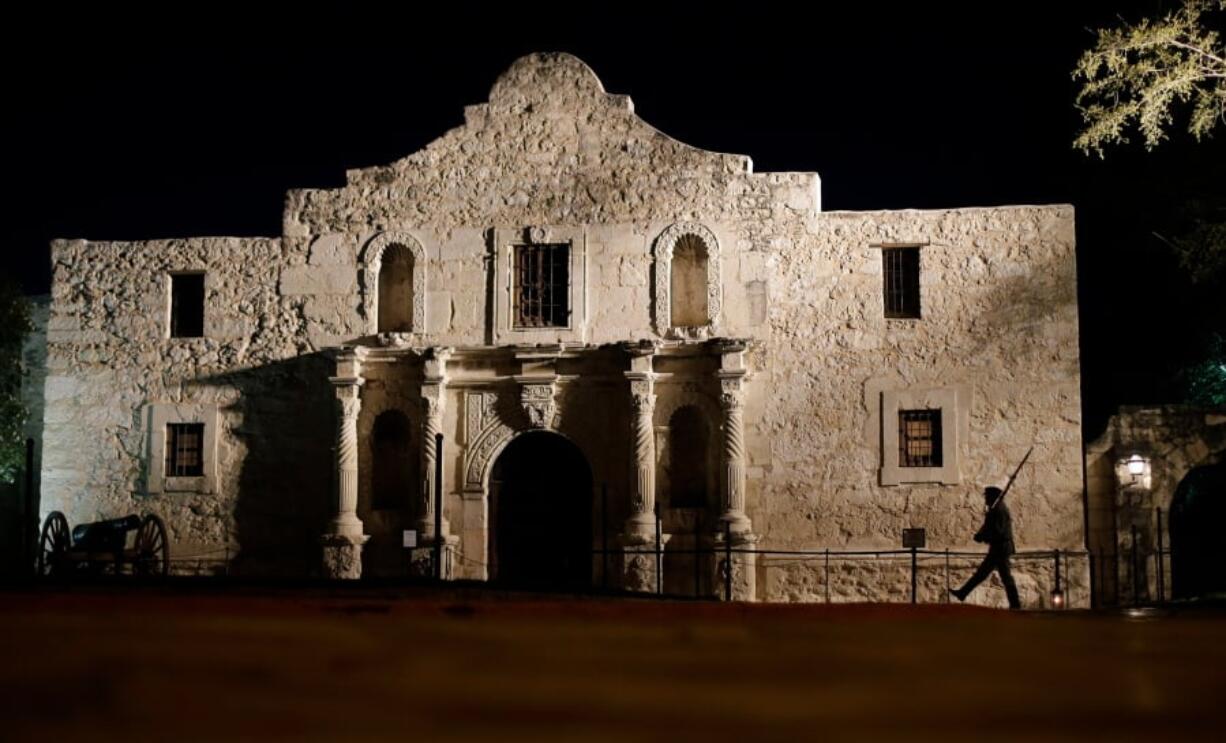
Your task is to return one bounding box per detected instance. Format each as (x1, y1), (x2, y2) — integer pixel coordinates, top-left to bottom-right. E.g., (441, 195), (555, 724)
(38, 53), (1085, 605)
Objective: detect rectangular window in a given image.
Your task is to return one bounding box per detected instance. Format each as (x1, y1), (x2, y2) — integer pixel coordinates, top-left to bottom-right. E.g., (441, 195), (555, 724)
(898, 410), (942, 468)
(166, 423), (205, 477)
(882, 247), (920, 318)
(512, 243), (569, 328)
(170, 273), (205, 338)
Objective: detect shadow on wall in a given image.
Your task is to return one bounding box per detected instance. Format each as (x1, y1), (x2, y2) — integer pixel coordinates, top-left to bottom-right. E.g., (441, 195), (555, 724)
(966, 250), (1079, 372)
(203, 353), (334, 578)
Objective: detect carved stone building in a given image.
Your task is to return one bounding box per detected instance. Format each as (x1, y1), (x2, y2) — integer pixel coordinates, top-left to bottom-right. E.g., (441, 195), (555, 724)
(39, 53), (1086, 604)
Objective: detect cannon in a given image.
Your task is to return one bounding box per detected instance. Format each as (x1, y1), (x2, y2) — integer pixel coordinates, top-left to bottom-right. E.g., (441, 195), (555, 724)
(36, 511), (170, 577)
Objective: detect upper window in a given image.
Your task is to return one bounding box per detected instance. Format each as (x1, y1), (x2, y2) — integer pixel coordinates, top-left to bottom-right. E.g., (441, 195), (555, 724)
(898, 410), (942, 468)
(170, 273), (205, 338)
(513, 243), (569, 328)
(165, 423), (205, 477)
(882, 247), (920, 318)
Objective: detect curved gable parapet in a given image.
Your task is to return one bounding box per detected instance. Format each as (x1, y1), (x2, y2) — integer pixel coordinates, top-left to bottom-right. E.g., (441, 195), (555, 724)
(340, 53), (755, 190)
(487, 52), (625, 114)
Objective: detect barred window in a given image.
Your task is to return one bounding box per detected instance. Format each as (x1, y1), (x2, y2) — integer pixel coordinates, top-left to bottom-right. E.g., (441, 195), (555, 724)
(170, 273), (205, 338)
(882, 247), (920, 318)
(513, 243), (569, 328)
(166, 423), (204, 477)
(898, 410), (942, 468)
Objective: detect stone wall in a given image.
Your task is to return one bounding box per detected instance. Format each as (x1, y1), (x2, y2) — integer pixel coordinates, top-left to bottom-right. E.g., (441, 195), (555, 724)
(40, 53), (1085, 604)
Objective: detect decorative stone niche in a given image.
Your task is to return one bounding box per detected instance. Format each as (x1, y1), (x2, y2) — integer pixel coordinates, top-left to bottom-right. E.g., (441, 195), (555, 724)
(653, 222), (722, 339)
(361, 231), (427, 341)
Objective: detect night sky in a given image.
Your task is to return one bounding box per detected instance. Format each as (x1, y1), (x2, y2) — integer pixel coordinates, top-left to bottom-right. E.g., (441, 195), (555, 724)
(3, 4), (1223, 438)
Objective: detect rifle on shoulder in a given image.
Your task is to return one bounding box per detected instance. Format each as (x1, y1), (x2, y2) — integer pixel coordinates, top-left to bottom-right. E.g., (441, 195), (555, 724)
(989, 446), (1034, 511)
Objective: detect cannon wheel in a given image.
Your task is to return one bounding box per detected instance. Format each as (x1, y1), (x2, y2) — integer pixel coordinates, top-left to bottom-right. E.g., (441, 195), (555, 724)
(35, 511), (70, 577)
(133, 514), (170, 577)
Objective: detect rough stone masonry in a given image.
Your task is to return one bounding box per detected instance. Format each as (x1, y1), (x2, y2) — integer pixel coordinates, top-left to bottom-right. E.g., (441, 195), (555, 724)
(37, 52), (1086, 606)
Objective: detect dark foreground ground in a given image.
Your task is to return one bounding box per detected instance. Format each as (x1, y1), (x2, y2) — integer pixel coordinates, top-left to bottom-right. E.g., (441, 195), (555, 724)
(1, 584), (1224, 742)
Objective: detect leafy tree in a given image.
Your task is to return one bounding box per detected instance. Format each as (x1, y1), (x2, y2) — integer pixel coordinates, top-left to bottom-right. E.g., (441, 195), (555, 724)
(1074, 0), (1226, 156)
(1183, 332), (1226, 404)
(0, 280), (31, 483)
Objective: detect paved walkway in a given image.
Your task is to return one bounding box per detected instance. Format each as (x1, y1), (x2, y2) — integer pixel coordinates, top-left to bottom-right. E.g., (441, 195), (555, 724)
(1, 585), (1223, 741)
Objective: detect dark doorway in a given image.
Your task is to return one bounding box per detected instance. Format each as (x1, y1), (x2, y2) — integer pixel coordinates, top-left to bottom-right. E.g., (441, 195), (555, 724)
(1170, 462), (1226, 599)
(490, 431), (592, 588)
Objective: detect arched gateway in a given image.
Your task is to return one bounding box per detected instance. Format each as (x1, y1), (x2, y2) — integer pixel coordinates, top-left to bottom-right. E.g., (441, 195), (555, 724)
(489, 431), (593, 588)
(1170, 463), (1226, 599)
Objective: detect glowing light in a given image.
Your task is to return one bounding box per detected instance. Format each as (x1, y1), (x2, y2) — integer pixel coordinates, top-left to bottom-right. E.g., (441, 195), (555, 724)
(1051, 590), (1065, 609)
(1126, 454), (1146, 477)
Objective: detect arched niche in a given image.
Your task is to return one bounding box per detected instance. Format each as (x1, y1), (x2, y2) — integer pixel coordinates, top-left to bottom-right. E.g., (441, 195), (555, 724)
(654, 385), (720, 511)
(361, 232), (427, 335)
(668, 405), (710, 508)
(371, 409), (414, 512)
(653, 222), (722, 338)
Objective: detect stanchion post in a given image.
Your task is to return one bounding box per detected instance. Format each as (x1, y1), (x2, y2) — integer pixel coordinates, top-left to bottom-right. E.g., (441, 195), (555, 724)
(433, 432), (444, 581)
(601, 484), (609, 590)
(1156, 507), (1165, 604)
(724, 521), (732, 602)
(693, 514), (701, 597)
(1131, 525), (1140, 607)
(655, 504), (662, 595)
(944, 548), (950, 603)
(910, 546), (918, 604)
(824, 548), (830, 603)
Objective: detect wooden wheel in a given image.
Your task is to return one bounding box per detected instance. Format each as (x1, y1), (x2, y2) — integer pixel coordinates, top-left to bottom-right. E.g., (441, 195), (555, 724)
(133, 514), (169, 577)
(36, 512), (70, 577)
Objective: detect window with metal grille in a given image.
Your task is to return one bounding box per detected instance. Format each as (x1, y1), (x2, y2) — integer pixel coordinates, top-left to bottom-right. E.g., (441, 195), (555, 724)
(170, 273), (205, 338)
(882, 247), (920, 318)
(898, 410), (942, 467)
(166, 423), (204, 477)
(513, 243), (569, 328)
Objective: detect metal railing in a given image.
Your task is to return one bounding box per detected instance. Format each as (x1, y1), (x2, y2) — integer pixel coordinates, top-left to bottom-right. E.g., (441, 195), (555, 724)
(606, 528), (1085, 607)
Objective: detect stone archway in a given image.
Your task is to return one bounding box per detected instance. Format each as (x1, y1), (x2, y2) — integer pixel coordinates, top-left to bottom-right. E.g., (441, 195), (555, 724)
(488, 431), (593, 588)
(1170, 462), (1226, 599)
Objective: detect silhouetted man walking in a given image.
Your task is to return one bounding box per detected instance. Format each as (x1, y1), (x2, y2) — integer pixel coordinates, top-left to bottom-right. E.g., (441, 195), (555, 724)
(951, 486), (1021, 609)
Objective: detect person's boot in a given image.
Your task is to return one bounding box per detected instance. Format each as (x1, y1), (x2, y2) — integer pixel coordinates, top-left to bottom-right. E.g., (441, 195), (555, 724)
(949, 588), (966, 602)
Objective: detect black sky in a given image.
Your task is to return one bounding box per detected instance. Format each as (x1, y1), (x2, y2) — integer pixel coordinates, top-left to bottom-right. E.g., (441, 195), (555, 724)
(3, 3), (1224, 438)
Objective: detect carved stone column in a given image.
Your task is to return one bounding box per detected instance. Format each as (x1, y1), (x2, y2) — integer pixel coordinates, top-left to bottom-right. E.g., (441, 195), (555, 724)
(322, 351), (368, 580)
(713, 339), (756, 600)
(622, 341), (659, 592)
(418, 347), (453, 540)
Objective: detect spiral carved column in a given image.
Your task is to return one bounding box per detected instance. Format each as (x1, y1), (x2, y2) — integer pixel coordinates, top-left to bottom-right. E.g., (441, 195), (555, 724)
(627, 385), (657, 538)
(719, 389), (750, 532)
(714, 341), (756, 601)
(322, 370), (368, 580)
(621, 342), (660, 592)
(418, 388), (446, 539)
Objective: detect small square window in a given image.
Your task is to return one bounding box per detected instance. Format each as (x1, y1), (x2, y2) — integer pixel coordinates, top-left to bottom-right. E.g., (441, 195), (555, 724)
(882, 247), (920, 318)
(512, 243), (569, 328)
(898, 410), (942, 468)
(166, 423), (205, 477)
(170, 273), (205, 338)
